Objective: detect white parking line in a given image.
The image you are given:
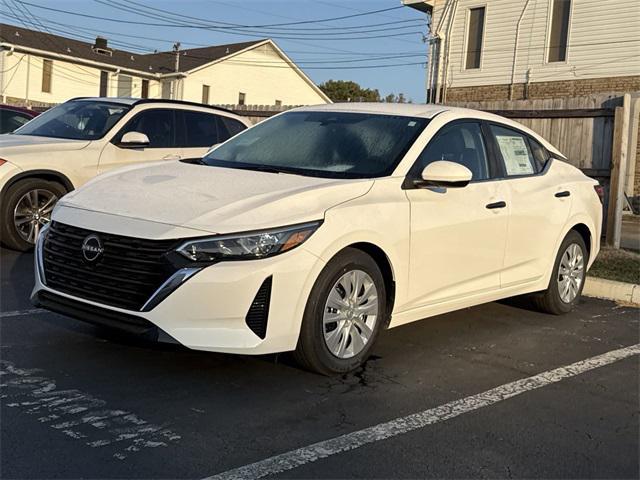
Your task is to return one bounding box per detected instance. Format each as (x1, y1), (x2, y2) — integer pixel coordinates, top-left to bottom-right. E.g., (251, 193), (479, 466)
(0, 308), (46, 318)
(204, 343), (640, 480)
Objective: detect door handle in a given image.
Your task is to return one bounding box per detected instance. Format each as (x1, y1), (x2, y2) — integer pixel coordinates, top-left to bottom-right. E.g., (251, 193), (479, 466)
(555, 190), (570, 198)
(162, 154), (181, 160)
(486, 201), (507, 209)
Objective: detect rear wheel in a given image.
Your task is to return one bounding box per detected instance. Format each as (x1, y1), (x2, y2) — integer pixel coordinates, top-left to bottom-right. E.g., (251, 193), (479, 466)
(531, 230), (588, 315)
(294, 248), (386, 375)
(0, 179), (66, 251)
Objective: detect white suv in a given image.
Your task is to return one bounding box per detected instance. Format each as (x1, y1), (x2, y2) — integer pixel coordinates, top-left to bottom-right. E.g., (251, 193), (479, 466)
(0, 97), (250, 250)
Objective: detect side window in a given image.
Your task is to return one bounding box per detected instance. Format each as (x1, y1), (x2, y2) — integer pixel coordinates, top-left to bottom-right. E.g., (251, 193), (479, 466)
(528, 137), (550, 172)
(416, 122), (490, 181)
(219, 116), (247, 140)
(182, 111), (220, 147)
(0, 111), (31, 134)
(116, 109), (175, 148)
(489, 125), (537, 176)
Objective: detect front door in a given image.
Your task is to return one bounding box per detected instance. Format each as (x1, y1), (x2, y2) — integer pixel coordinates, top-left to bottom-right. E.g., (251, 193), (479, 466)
(405, 121), (509, 308)
(98, 108), (182, 174)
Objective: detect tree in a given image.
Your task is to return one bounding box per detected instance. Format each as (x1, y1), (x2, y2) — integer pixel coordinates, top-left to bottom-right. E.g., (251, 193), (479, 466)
(384, 93), (410, 103)
(319, 80), (380, 102)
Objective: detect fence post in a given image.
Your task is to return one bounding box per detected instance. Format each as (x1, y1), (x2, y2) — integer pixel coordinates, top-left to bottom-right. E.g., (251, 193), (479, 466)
(606, 94), (631, 247)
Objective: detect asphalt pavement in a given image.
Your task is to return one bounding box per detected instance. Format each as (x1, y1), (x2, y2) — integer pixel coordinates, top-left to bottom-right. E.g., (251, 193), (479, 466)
(1, 247), (638, 479)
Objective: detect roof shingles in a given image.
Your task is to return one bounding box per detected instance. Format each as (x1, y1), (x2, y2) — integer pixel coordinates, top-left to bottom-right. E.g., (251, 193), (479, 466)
(0, 23), (265, 75)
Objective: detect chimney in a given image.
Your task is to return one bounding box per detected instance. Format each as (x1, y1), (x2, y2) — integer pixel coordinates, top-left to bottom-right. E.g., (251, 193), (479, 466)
(92, 36), (113, 56)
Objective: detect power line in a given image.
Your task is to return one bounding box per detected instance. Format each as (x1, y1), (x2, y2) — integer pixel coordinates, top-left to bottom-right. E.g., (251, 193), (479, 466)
(120, 0), (423, 32)
(87, 0), (423, 41)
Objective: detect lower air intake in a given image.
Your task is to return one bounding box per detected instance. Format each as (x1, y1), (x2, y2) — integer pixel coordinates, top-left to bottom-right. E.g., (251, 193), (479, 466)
(245, 276), (272, 339)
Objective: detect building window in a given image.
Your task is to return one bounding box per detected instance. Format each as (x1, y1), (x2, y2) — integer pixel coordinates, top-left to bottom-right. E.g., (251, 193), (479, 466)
(41, 59), (53, 93)
(141, 79), (149, 99)
(465, 7), (485, 70)
(275, 99), (282, 107)
(99, 71), (108, 97)
(117, 75), (132, 97)
(547, 0), (571, 62)
(238, 92), (246, 106)
(202, 85), (210, 104)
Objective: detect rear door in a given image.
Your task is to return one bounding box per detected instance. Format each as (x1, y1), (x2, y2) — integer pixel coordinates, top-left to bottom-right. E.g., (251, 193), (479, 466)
(98, 108), (182, 173)
(486, 123), (572, 287)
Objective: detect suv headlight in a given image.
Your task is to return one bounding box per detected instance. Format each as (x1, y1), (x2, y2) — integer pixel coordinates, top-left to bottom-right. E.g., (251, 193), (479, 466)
(176, 221), (322, 263)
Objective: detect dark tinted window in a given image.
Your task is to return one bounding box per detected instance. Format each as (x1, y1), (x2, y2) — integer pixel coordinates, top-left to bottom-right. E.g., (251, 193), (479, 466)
(548, 0), (571, 62)
(182, 111), (220, 147)
(415, 122), (489, 180)
(465, 7), (485, 69)
(116, 109), (175, 148)
(528, 137), (550, 171)
(0, 110), (33, 134)
(489, 125), (537, 176)
(219, 116), (246, 139)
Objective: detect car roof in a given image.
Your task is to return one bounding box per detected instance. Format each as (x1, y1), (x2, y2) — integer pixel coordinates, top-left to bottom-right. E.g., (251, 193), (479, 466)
(291, 102), (565, 159)
(0, 104), (39, 115)
(69, 97), (238, 116)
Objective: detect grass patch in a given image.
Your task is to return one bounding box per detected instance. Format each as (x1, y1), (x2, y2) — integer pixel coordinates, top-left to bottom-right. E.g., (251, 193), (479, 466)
(589, 248), (640, 284)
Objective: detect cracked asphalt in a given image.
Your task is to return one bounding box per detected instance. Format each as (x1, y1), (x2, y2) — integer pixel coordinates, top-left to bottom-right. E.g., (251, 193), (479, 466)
(1, 247), (639, 479)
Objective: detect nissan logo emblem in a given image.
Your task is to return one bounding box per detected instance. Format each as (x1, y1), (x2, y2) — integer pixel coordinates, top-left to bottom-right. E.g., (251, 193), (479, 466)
(81, 234), (104, 263)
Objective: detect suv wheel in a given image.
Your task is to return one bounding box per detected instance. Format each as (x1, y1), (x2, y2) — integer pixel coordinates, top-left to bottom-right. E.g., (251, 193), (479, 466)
(0, 179), (66, 251)
(294, 248), (386, 375)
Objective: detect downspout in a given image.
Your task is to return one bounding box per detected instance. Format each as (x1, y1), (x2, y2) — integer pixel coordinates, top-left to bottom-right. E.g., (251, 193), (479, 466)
(25, 53), (30, 106)
(440, 0), (459, 104)
(431, 0), (455, 104)
(509, 0), (531, 100)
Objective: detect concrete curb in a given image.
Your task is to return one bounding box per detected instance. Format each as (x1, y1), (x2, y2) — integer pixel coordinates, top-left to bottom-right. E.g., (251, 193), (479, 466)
(583, 276), (640, 305)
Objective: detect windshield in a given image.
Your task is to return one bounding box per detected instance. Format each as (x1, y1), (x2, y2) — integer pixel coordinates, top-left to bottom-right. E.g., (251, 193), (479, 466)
(201, 111), (429, 179)
(14, 101), (131, 140)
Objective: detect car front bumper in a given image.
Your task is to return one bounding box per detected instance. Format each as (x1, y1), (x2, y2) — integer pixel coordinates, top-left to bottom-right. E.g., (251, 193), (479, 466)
(32, 245), (326, 355)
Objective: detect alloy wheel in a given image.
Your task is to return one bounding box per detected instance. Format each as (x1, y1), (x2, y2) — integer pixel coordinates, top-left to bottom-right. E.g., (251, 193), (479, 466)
(557, 243), (585, 303)
(323, 269), (378, 359)
(13, 189), (57, 244)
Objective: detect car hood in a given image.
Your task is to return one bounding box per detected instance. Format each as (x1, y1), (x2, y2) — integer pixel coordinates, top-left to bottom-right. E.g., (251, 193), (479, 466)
(0, 135), (91, 156)
(57, 161), (373, 235)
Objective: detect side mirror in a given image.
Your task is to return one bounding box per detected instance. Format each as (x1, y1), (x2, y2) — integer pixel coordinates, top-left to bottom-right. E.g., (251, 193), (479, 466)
(418, 161), (472, 188)
(119, 131), (150, 148)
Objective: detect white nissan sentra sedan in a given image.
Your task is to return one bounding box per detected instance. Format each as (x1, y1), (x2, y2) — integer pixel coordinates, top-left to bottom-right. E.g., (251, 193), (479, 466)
(32, 103), (602, 374)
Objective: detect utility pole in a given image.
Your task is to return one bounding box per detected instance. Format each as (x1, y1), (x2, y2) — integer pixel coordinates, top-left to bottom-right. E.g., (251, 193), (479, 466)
(171, 42), (181, 100)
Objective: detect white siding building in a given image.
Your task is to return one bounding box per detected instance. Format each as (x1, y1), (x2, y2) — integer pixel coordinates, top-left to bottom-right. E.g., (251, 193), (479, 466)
(404, 0), (640, 102)
(0, 23), (330, 108)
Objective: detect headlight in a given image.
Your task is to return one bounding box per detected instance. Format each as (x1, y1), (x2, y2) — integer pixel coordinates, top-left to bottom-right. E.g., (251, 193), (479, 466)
(176, 221), (322, 262)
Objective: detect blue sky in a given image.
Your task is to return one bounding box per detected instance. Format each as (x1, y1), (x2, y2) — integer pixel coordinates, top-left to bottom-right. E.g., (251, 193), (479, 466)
(2, 0), (430, 101)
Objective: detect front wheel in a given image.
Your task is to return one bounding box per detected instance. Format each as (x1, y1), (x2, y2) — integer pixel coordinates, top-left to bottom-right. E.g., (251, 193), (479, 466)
(294, 248), (386, 375)
(531, 230), (588, 315)
(0, 179), (66, 251)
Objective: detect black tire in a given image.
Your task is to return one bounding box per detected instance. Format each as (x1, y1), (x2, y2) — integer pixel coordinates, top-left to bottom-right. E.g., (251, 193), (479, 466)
(0, 179), (66, 251)
(531, 230), (588, 315)
(294, 247), (387, 375)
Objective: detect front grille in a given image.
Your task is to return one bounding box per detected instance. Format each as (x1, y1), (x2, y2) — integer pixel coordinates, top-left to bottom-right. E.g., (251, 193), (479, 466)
(42, 222), (180, 311)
